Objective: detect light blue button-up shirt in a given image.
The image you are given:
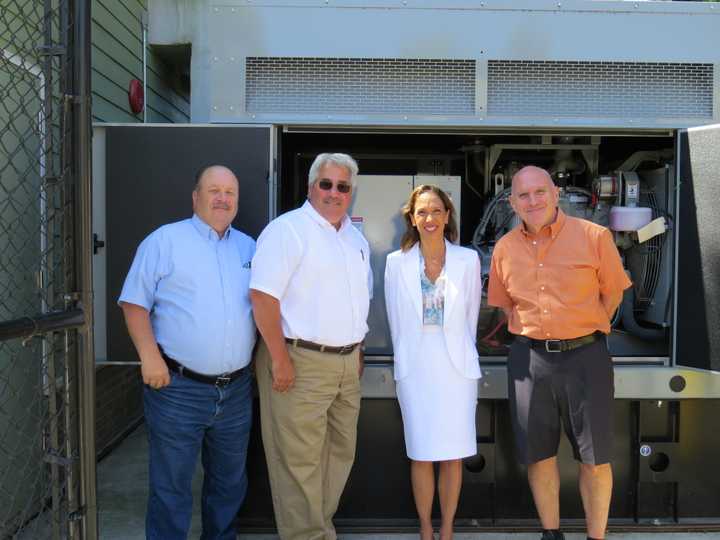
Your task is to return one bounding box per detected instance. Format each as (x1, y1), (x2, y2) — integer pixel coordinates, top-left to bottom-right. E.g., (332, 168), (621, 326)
(119, 214), (256, 375)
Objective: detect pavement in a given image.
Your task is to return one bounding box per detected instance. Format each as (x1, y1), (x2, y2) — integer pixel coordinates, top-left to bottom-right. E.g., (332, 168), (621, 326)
(97, 425), (720, 539)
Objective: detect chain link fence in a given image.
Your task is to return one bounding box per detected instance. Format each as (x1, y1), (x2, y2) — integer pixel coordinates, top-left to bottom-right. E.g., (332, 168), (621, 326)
(1, 1), (92, 538)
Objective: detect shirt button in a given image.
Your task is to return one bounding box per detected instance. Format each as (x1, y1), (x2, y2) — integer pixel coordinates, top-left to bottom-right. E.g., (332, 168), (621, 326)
(546, 333), (551, 337)
(532, 241), (537, 245)
(543, 309), (548, 313)
(540, 286), (545, 291)
(539, 263), (544, 267)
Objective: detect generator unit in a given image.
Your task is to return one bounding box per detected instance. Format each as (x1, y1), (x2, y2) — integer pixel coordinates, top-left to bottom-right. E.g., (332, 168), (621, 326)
(93, 0), (720, 530)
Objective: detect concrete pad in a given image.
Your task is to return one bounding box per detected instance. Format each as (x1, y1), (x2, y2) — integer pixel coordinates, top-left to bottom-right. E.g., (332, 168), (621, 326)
(99, 425), (720, 540)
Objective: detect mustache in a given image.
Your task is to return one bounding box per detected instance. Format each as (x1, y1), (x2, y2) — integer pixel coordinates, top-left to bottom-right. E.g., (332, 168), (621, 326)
(212, 203), (232, 210)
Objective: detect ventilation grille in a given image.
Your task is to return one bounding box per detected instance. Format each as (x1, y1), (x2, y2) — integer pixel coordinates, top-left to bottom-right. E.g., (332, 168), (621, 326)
(246, 57), (476, 115)
(488, 60), (714, 119)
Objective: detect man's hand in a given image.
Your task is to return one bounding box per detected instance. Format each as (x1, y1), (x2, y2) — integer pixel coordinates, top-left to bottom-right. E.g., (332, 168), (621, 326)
(141, 352), (171, 389)
(271, 355), (295, 393)
(120, 302), (170, 390)
(251, 289), (298, 394)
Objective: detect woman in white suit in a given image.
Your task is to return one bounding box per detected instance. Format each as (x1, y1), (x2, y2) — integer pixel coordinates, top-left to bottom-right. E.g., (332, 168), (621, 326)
(385, 184), (482, 540)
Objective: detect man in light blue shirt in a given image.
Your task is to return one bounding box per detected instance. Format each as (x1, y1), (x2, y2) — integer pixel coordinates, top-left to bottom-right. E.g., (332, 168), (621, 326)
(119, 165), (255, 540)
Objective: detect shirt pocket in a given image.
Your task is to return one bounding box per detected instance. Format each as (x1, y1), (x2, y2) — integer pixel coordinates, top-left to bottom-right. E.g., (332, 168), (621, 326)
(556, 262), (599, 304)
(352, 246), (371, 293)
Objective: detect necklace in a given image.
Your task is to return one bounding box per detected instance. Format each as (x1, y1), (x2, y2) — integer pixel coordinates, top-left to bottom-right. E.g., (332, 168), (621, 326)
(421, 244), (446, 283)
(421, 244), (446, 266)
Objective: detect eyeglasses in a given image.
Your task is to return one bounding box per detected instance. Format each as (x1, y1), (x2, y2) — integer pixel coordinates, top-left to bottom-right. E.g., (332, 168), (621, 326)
(317, 179), (352, 194)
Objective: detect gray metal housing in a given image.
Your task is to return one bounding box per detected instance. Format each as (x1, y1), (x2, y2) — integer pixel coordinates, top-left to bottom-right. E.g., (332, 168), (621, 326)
(135, 1), (720, 399)
(149, 0), (720, 128)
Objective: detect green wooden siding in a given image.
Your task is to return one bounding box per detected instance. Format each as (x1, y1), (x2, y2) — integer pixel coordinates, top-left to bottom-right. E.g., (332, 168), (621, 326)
(91, 0), (189, 123)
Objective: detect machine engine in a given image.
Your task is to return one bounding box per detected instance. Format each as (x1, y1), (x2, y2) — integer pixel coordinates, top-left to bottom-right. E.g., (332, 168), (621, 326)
(469, 144), (673, 355)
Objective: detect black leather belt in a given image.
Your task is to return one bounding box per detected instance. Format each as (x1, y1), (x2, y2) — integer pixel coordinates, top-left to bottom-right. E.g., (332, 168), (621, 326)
(160, 351), (247, 387)
(515, 331), (603, 353)
(285, 338), (359, 355)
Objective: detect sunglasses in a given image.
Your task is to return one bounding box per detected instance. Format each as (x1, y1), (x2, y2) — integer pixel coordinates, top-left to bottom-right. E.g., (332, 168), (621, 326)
(317, 179), (352, 194)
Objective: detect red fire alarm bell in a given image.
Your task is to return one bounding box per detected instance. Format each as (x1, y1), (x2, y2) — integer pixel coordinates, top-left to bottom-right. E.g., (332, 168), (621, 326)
(128, 79), (144, 115)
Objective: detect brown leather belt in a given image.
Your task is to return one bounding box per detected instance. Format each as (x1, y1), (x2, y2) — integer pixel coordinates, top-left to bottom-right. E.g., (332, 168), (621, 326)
(515, 331), (603, 353)
(285, 338), (359, 355)
(160, 351), (247, 387)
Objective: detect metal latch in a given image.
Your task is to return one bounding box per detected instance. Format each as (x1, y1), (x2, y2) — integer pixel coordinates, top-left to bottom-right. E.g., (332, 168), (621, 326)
(93, 233), (105, 254)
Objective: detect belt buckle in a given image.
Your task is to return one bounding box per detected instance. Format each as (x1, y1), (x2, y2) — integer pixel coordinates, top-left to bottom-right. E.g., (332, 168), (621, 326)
(215, 374), (232, 387)
(545, 339), (563, 353)
(338, 344), (354, 355)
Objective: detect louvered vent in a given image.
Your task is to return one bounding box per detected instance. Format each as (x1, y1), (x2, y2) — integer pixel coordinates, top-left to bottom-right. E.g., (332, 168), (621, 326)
(487, 60), (713, 119)
(246, 57), (476, 115)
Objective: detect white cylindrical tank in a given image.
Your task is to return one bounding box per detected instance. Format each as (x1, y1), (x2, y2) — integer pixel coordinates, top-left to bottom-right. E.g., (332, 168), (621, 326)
(609, 206), (652, 231)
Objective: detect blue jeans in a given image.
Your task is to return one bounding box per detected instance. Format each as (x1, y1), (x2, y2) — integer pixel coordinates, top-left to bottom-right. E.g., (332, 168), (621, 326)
(143, 369), (252, 540)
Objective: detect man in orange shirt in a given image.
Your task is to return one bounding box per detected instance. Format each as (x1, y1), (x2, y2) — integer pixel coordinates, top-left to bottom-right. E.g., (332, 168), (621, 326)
(488, 166), (631, 540)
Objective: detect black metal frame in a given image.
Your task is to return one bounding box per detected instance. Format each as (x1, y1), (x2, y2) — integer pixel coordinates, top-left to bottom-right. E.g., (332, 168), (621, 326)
(0, 1), (96, 538)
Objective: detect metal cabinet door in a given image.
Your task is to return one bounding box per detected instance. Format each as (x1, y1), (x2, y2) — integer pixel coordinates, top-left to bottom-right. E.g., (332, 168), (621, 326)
(101, 124), (273, 364)
(675, 124), (720, 372)
(349, 175), (413, 354)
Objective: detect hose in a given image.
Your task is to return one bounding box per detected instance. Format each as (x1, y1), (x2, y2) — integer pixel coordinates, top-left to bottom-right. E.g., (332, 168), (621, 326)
(621, 286), (665, 341)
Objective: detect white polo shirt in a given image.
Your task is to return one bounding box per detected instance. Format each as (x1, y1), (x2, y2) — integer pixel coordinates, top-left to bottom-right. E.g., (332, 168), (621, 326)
(250, 201), (372, 346)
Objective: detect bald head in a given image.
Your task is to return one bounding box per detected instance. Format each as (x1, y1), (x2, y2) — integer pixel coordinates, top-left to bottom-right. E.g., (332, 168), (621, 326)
(195, 165), (238, 192)
(192, 165), (239, 236)
(511, 165), (554, 194)
(509, 165), (560, 234)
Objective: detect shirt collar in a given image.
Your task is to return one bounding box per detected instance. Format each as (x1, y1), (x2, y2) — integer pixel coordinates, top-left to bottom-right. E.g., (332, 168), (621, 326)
(520, 208), (567, 238)
(301, 200), (351, 232)
(191, 213), (231, 241)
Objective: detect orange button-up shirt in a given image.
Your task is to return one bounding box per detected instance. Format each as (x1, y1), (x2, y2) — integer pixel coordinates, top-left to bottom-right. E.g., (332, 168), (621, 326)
(487, 210), (632, 340)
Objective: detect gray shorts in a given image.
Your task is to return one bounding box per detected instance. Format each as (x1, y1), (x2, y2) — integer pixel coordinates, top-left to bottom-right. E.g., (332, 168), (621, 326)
(507, 336), (614, 466)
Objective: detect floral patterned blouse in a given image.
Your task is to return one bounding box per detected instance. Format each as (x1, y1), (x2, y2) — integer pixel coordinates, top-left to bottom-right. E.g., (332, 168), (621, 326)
(419, 252), (446, 327)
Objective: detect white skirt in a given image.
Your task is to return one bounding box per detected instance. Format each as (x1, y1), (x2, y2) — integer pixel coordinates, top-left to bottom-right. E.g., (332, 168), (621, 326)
(395, 326), (478, 461)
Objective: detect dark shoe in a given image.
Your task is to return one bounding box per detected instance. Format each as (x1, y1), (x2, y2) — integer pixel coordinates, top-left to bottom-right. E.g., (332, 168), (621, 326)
(541, 531), (565, 540)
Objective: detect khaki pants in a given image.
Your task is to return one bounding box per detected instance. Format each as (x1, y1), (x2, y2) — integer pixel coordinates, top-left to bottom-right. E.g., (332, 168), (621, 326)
(255, 340), (361, 540)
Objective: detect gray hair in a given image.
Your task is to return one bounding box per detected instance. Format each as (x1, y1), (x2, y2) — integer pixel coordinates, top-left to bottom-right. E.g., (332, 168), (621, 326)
(307, 153), (359, 189)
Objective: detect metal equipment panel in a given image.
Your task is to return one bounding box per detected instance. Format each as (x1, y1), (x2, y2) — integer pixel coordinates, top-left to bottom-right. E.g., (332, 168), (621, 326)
(92, 127), (108, 362)
(675, 123), (720, 373)
(189, 1), (720, 127)
(102, 125), (272, 364)
(349, 175), (413, 354)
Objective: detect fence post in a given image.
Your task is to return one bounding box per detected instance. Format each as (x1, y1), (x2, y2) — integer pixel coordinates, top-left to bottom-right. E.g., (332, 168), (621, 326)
(73, 0), (97, 538)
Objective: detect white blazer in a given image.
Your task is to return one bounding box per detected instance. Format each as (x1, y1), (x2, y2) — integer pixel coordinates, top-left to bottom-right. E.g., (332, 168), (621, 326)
(384, 241), (482, 382)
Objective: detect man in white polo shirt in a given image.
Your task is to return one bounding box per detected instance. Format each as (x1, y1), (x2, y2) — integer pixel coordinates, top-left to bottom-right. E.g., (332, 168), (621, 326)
(250, 153), (371, 540)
